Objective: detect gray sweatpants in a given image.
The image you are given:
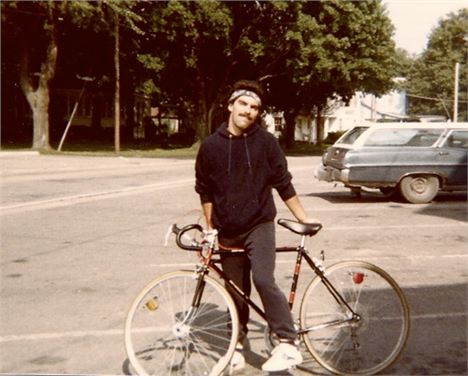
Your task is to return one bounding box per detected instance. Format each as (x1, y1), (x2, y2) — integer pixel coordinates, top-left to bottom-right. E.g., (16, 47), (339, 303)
(219, 221), (297, 342)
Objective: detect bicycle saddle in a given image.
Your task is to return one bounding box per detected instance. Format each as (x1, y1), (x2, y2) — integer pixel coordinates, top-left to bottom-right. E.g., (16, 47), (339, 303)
(277, 218), (322, 236)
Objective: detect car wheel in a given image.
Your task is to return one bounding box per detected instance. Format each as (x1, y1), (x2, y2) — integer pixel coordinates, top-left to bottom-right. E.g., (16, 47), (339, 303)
(399, 175), (439, 204)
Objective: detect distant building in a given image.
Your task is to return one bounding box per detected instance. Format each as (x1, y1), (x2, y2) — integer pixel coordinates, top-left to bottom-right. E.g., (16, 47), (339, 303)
(294, 87), (407, 143)
(262, 112), (283, 138)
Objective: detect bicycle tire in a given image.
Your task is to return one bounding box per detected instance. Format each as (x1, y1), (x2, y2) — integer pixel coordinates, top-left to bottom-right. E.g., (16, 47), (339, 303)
(125, 270), (239, 376)
(300, 261), (410, 375)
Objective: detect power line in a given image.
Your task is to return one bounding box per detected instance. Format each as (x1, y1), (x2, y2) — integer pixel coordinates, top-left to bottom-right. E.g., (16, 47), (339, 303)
(406, 92), (468, 104)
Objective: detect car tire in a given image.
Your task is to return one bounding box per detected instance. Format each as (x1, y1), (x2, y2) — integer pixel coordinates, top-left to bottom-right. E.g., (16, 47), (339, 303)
(399, 175), (439, 204)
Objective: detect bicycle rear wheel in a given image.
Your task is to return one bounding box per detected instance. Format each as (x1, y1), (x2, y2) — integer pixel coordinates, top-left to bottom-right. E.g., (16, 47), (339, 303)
(300, 261), (410, 375)
(125, 270), (239, 376)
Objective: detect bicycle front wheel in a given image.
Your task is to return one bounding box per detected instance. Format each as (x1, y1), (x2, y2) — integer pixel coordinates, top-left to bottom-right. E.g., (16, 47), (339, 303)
(300, 261), (410, 375)
(125, 270), (239, 376)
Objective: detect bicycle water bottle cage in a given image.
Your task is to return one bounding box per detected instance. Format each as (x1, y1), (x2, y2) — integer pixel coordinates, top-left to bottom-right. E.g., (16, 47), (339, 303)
(277, 218), (322, 236)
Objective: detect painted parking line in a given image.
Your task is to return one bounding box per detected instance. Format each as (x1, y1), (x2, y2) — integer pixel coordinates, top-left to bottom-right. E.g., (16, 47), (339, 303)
(0, 328), (124, 342)
(1, 160), (195, 183)
(1, 311), (465, 343)
(0, 178), (194, 215)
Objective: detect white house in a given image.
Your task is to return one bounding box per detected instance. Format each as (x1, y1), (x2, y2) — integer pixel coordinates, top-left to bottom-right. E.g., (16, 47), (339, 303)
(293, 81), (408, 143)
(295, 78), (406, 143)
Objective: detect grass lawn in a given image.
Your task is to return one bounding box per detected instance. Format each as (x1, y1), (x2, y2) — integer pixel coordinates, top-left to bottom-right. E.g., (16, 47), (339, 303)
(2, 140), (328, 159)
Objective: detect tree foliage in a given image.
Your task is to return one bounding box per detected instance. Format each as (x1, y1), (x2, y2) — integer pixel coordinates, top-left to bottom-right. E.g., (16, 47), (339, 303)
(403, 8), (468, 121)
(2, 0), (400, 149)
(134, 0), (397, 143)
(1, 0), (141, 151)
(267, 0), (397, 145)
(135, 1), (305, 140)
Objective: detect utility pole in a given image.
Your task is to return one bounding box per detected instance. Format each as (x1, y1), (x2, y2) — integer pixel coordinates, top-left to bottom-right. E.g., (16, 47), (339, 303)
(453, 62), (459, 123)
(464, 34), (468, 121)
(114, 12), (121, 154)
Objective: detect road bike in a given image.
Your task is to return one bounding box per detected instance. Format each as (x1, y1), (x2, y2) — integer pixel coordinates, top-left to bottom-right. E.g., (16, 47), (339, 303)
(124, 219), (410, 375)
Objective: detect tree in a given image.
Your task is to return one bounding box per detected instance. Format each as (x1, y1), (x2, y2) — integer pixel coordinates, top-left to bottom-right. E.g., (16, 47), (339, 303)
(2, 0), (401, 149)
(1, 1), (60, 150)
(394, 48), (416, 78)
(135, 0), (304, 141)
(138, 0), (396, 145)
(1, 1), (141, 151)
(267, 0), (398, 146)
(99, 0), (143, 153)
(404, 8), (468, 121)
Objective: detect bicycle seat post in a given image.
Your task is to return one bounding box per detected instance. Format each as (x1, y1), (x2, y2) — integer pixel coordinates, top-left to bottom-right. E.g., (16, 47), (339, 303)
(300, 234), (307, 249)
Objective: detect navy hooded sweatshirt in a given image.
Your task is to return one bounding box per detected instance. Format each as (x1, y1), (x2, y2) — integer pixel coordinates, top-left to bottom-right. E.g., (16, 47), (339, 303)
(195, 122), (296, 237)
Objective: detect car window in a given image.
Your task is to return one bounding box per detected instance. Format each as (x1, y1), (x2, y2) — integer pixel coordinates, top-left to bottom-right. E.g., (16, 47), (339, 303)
(363, 128), (443, 147)
(443, 130), (468, 148)
(336, 126), (369, 145)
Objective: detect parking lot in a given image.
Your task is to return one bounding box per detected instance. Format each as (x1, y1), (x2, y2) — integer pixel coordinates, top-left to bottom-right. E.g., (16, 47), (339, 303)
(0, 152), (467, 375)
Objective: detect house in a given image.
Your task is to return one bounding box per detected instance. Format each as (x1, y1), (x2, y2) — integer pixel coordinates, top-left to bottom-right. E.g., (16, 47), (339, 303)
(293, 88), (408, 143)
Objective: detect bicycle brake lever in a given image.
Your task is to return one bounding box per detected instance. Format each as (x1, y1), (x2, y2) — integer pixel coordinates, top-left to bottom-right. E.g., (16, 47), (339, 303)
(164, 224), (176, 246)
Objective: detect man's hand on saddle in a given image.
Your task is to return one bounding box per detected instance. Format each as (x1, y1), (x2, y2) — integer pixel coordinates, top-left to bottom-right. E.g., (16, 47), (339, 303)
(300, 217), (322, 225)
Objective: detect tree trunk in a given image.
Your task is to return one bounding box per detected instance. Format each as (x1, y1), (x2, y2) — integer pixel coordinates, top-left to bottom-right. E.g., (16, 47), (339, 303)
(18, 20), (57, 151)
(315, 105), (324, 145)
(194, 93), (210, 141)
(31, 93), (51, 150)
(283, 110), (297, 149)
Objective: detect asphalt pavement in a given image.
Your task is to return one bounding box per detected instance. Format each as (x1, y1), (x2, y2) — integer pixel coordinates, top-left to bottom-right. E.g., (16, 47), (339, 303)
(0, 152), (467, 376)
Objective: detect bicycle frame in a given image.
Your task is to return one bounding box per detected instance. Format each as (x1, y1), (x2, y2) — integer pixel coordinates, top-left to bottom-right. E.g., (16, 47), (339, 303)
(126, 222), (410, 376)
(191, 236), (360, 335)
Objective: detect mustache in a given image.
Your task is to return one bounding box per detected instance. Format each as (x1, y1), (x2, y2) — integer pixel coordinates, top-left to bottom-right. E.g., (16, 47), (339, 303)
(239, 113), (253, 120)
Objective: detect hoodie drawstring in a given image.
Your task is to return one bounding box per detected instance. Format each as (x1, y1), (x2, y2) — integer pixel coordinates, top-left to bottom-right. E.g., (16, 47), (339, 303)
(228, 134), (232, 175)
(227, 132), (253, 175)
(243, 134), (252, 174)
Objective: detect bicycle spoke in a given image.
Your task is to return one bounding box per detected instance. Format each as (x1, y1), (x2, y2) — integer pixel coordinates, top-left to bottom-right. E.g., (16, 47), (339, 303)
(125, 271), (238, 376)
(300, 261), (409, 375)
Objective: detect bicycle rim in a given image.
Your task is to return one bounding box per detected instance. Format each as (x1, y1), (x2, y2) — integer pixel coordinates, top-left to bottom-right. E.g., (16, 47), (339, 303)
(125, 270), (239, 376)
(300, 261), (410, 375)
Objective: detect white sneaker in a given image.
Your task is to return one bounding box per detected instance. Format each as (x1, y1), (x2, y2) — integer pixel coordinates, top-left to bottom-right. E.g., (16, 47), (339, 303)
(261, 342), (303, 372)
(229, 344), (245, 374)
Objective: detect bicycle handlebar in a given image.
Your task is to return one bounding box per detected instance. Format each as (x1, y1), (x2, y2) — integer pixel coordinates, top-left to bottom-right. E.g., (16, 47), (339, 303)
(171, 218), (323, 252)
(173, 223), (204, 251)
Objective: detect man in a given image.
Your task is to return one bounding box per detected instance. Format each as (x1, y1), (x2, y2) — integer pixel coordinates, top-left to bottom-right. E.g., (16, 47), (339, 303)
(195, 80), (313, 372)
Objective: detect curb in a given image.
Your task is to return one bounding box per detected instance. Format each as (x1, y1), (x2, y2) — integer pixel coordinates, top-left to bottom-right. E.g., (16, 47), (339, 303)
(0, 151), (40, 157)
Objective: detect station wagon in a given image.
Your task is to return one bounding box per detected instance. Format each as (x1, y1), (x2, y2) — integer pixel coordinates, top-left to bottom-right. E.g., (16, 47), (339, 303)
(315, 122), (468, 203)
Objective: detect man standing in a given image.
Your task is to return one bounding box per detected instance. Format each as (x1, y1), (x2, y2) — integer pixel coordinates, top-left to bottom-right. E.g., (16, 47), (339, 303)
(195, 80), (313, 372)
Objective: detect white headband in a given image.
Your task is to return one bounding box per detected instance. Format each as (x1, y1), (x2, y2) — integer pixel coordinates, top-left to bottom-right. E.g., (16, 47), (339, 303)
(229, 90), (262, 106)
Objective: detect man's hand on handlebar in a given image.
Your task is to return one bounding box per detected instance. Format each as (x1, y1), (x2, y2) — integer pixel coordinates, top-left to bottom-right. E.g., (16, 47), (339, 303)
(202, 229), (218, 248)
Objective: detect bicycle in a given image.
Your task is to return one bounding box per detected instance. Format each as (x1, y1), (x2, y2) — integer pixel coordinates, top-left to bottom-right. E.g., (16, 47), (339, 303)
(124, 219), (410, 376)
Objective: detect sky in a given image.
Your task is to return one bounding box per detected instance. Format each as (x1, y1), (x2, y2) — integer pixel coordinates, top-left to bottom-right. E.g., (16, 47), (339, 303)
(383, 0), (467, 55)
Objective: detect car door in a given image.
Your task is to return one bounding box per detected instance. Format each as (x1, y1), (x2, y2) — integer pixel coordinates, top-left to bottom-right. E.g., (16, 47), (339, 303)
(436, 129), (468, 188)
(347, 127), (444, 185)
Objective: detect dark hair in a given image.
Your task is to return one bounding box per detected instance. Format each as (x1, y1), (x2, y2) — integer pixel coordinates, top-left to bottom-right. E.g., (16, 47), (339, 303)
(229, 80), (265, 103)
